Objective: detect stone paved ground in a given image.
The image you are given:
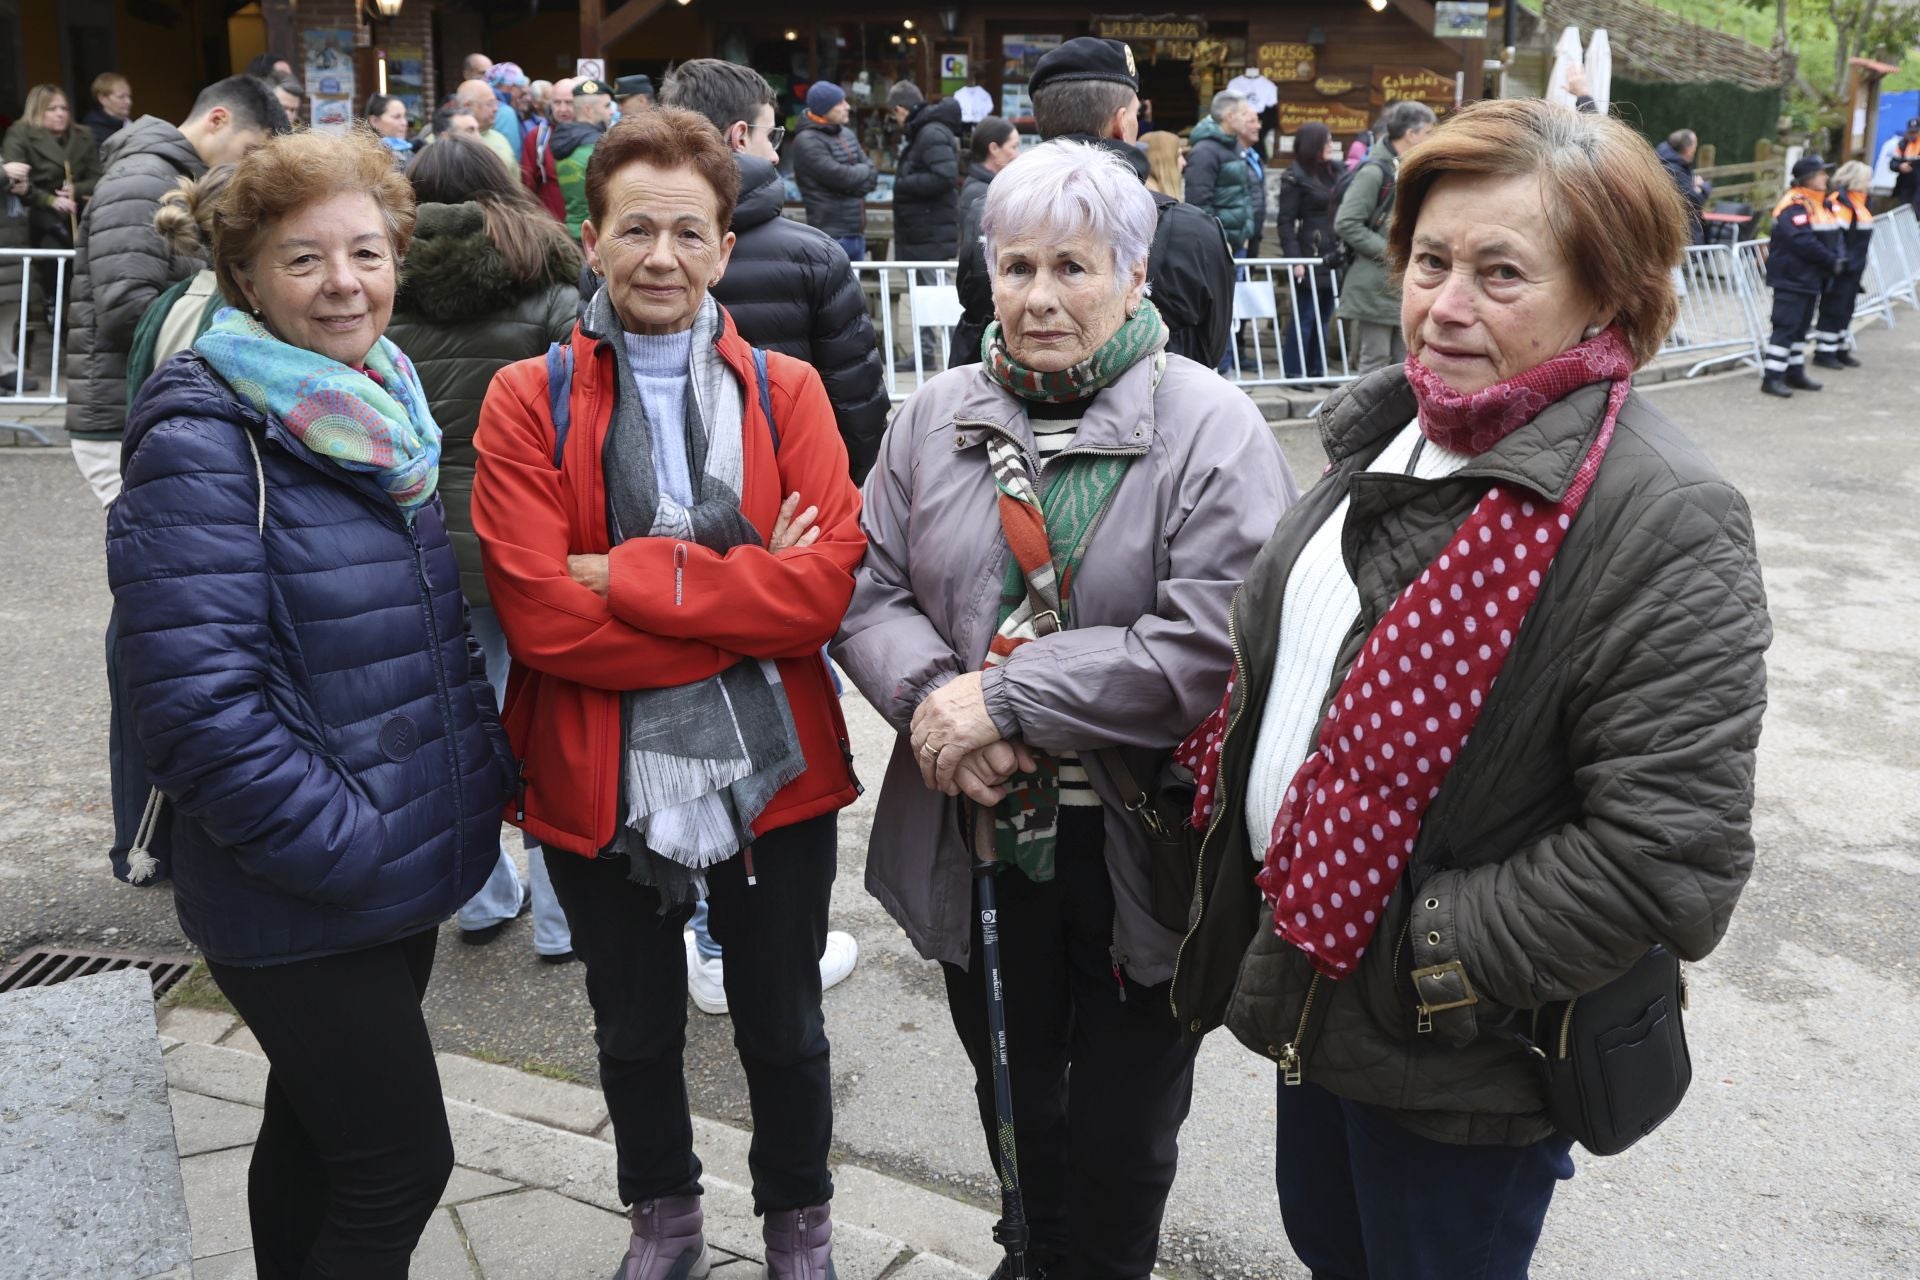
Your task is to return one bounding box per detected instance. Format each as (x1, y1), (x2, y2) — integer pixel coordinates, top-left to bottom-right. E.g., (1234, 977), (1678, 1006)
(5, 323), (1920, 1277)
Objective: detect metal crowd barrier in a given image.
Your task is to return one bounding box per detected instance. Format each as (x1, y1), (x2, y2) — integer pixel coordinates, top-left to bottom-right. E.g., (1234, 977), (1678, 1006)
(1, 246), (73, 445)
(854, 255), (1368, 402)
(1662, 243), (1766, 375)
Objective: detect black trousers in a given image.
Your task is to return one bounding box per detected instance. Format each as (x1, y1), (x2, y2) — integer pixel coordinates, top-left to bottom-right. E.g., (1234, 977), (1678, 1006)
(941, 808), (1201, 1280)
(1764, 288), (1819, 373)
(544, 814), (836, 1214)
(207, 929), (452, 1280)
(1816, 271), (1864, 351)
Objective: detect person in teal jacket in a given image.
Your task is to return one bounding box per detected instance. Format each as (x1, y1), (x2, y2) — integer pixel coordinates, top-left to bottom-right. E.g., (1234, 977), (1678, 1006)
(1185, 90), (1256, 250)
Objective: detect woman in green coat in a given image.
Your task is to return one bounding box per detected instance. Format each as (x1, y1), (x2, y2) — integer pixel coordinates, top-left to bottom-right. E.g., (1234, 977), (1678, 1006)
(2, 84), (104, 254)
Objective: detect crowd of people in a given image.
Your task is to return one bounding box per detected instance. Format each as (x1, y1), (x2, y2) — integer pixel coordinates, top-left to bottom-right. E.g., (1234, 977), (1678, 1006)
(11, 34), (1787, 1280)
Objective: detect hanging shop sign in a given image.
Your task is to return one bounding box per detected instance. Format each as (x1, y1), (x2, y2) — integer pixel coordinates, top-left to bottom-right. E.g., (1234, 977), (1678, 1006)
(1313, 76), (1356, 97)
(1279, 101), (1374, 134)
(303, 28), (356, 132)
(1372, 65), (1456, 108)
(1093, 16), (1205, 41)
(1258, 42), (1318, 83)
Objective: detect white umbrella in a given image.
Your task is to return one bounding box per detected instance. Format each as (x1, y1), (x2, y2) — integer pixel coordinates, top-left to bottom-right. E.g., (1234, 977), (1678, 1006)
(1585, 29), (1613, 115)
(1547, 25), (1584, 110)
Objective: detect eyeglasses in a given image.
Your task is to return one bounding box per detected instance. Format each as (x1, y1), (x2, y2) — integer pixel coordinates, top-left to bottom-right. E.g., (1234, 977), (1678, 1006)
(751, 123), (787, 149)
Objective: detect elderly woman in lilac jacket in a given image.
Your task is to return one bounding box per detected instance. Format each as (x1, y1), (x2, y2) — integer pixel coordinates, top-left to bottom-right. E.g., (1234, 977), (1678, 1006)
(832, 140), (1296, 1280)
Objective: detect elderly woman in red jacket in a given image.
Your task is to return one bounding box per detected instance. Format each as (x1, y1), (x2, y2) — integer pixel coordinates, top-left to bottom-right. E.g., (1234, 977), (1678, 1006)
(471, 107), (865, 1280)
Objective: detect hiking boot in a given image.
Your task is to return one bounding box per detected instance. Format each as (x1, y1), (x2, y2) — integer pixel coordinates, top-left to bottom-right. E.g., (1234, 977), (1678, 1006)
(1812, 352), (1846, 370)
(1759, 373), (1793, 398)
(1784, 367), (1824, 391)
(988, 1258), (1057, 1279)
(762, 1202), (836, 1280)
(615, 1195), (710, 1280)
(1838, 350), (1863, 367)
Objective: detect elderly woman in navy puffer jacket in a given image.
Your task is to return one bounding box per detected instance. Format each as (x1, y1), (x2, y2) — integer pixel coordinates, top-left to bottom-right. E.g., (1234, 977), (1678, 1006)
(107, 128), (511, 1278)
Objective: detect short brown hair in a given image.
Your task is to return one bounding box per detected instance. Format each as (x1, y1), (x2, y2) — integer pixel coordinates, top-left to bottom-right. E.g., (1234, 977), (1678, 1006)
(1388, 98), (1690, 367)
(584, 106), (740, 234)
(211, 128), (417, 308)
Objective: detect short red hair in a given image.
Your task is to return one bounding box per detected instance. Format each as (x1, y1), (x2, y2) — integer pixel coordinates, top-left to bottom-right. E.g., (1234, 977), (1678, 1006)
(1388, 98), (1690, 367)
(584, 105), (740, 234)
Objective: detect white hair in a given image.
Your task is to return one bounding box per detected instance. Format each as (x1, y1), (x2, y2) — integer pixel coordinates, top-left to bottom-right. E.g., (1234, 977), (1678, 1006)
(1211, 90), (1247, 122)
(980, 140), (1156, 284)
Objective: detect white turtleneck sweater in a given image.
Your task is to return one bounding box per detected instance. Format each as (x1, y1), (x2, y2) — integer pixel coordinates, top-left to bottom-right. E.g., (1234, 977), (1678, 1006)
(1243, 419), (1473, 854)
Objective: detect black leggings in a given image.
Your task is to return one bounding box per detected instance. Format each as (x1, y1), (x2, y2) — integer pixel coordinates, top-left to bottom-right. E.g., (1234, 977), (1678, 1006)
(207, 929), (452, 1280)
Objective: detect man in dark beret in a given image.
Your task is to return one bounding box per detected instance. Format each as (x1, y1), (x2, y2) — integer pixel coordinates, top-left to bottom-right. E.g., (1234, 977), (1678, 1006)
(949, 36), (1233, 367)
(614, 73), (654, 113)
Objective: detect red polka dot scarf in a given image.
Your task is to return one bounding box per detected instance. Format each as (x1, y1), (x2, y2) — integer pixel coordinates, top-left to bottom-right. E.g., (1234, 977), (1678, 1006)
(1176, 327), (1635, 979)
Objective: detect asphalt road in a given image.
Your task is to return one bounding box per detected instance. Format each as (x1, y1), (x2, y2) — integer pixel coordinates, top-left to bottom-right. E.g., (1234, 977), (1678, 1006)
(3, 328), (1918, 1277)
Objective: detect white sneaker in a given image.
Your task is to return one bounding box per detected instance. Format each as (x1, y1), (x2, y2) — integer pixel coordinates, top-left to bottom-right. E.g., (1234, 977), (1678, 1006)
(819, 931), (859, 994)
(684, 930), (729, 1015)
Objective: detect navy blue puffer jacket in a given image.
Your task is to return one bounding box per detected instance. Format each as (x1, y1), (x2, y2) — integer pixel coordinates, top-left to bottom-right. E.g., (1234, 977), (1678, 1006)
(108, 353), (512, 966)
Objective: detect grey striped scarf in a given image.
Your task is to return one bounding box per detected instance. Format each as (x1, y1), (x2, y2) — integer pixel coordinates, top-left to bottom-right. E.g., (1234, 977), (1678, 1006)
(592, 289), (804, 896)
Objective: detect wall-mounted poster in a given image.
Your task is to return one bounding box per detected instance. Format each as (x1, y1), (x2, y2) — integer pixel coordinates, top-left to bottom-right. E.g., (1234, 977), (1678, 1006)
(1434, 2), (1490, 39)
(303, 28), (355, 133)
(384, 44), (425, 125)
(1000, 34), (1064, 121)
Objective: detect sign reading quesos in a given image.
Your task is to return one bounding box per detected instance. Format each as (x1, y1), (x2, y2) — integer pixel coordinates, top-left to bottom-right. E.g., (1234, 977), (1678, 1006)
(1258, 42), (1317, 83)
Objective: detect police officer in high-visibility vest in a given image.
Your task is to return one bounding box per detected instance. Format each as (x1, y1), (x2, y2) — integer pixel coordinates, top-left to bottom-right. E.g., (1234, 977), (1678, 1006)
(1761, 154), (1842, 398)
(1815, 160), (1875, 370)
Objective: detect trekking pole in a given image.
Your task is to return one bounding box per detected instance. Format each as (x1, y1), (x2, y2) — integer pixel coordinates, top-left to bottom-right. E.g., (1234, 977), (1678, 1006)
(62, 161), (78, 243)
(972, 805), (1030, 1280)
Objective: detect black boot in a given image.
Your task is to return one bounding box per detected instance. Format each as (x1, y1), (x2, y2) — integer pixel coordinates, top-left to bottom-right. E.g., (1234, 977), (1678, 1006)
(1784, 367), (1823, 391)
(1838, 350), (1863, 367)
(1759, 372), (1793, 398)
(1811, 352), (1846, 370)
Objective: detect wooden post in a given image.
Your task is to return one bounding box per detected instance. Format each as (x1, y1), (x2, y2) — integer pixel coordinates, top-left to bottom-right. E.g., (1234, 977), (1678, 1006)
(261, 0), (296, 63)
(581, 0), (604, 61)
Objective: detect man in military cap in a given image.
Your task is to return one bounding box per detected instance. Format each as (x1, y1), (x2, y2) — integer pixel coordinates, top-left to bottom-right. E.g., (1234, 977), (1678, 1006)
(550, 78), (612, 239)
(614, 73), (654, 114)
(949, 35), (1233, 367)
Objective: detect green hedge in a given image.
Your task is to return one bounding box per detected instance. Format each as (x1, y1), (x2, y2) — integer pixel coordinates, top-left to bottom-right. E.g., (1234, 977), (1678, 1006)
(1609, 79), (1781, 165)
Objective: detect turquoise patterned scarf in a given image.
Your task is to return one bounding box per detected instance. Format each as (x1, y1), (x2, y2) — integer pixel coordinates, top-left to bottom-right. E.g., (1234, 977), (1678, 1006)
(194, 307), (442, 513)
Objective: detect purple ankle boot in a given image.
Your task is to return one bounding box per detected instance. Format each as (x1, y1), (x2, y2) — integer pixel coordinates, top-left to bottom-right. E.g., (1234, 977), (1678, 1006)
(615, 1195), (711, 1280)
(761, 1202), (837, 1280)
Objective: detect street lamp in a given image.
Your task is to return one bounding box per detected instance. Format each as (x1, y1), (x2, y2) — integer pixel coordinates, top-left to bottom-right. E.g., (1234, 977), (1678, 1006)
(936, 5), (962, 37)
(1366, 0), (1388, 10)
(371, 0), (404, 15)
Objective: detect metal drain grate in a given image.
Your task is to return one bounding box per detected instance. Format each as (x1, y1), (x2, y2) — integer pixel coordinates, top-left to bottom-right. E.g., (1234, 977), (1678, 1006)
(0, 948), (198, 998)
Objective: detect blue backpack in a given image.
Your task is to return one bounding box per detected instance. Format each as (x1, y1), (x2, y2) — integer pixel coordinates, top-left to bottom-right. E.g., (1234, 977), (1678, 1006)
(542, 340), (780, 464)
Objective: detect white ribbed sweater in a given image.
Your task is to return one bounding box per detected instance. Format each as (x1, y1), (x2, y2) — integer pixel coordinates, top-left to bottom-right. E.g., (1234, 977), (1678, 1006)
(1243, 420), (1472, 854)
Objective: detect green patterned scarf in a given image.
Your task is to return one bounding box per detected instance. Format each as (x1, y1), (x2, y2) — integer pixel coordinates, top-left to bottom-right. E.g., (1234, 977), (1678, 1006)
(982, 299), (1167, 403)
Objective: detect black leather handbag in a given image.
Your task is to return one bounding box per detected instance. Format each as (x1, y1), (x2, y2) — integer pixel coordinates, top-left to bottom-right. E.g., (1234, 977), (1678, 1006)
(1525, 946), (1693, 1156)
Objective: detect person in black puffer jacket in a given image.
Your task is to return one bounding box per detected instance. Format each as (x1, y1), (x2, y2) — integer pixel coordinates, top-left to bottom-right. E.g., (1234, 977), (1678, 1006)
(949, 38), (1233, 370)
(387, 134), (581, 962)
(1275, 122), (1340, 380)
(887, 82), (961, 370)
(663, 59), (889, 481)
(65, 74), (288, 506)
(790, 80), (877, 260)
(888, 82), (961, 260)
(945, 116), (1020, 365)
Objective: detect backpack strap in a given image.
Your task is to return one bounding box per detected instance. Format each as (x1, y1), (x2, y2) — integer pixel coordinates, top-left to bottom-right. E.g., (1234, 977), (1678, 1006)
(752, 346), (779, 454)
(545, 341), (574, 468)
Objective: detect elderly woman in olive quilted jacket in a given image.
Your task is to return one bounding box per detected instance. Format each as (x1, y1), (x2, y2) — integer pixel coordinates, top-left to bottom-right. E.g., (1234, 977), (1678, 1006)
(1180, 99), (1769, 1278)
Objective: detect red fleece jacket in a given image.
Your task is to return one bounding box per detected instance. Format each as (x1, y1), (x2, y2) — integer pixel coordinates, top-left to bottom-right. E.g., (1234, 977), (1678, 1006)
(471, 307), (865, 857)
